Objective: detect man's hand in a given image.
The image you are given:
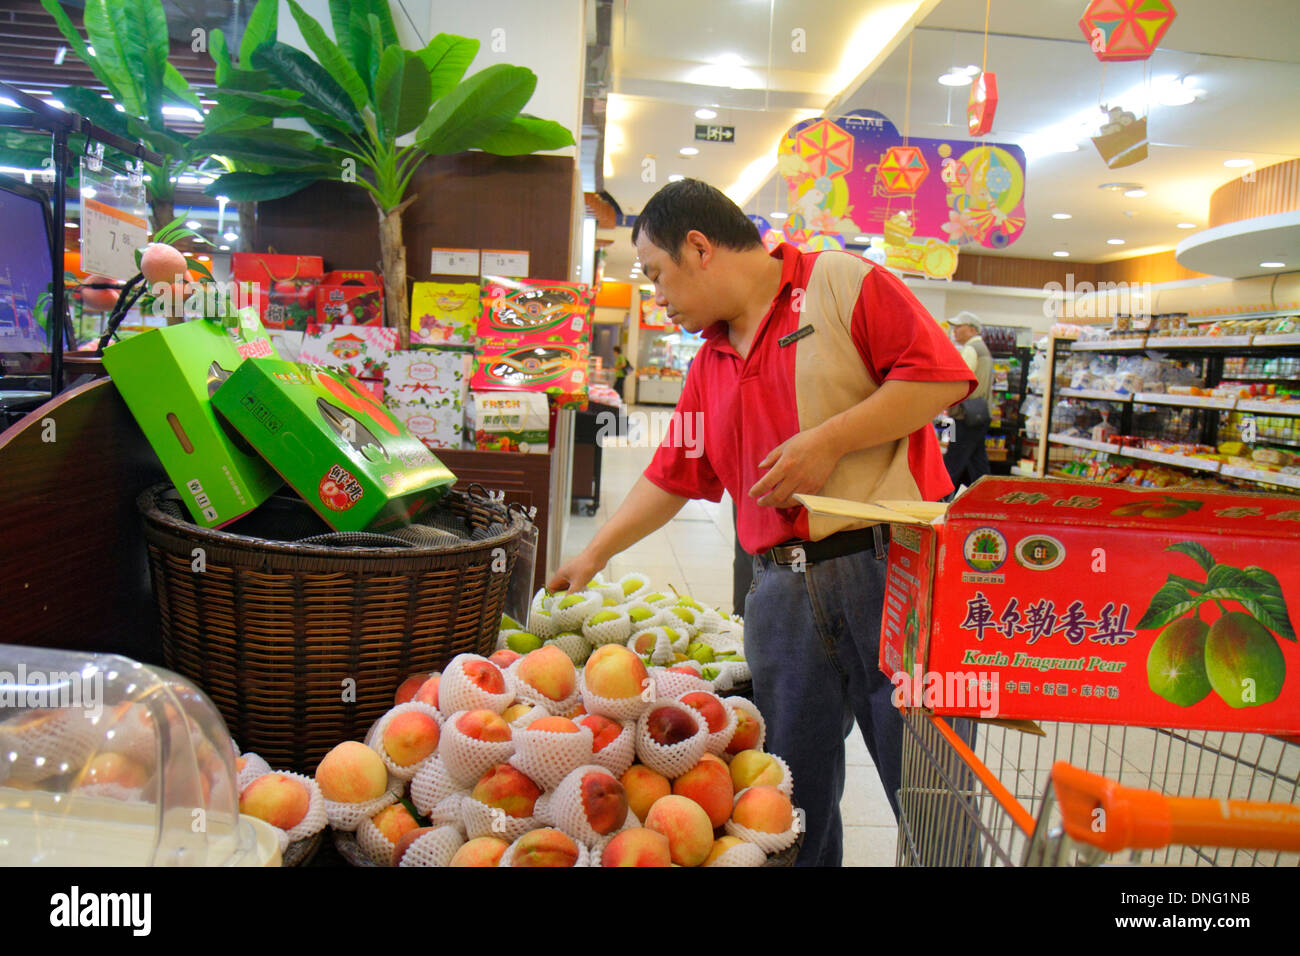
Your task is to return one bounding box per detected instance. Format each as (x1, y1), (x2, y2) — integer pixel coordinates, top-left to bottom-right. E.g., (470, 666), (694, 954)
(546, 552), (604, 594)
(748, 425), (842, 508)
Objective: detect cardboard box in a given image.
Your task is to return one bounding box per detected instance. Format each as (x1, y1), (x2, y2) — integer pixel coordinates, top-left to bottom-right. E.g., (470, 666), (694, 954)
(385, 348), (472, 451)
(102, 312), (283, 527)
(390, 404), (465, 450)
(411, 281), (480, 346)
(470, 342), (588, 409)
(299, 325), (397, 380)
(211, 359), (456, 531)
(315, 270), (384, 326)
(472, 391), (549, 453)
(477, 278), (592, 346)
(231, 253), (324, 331)
(799, 478), (1300, 734)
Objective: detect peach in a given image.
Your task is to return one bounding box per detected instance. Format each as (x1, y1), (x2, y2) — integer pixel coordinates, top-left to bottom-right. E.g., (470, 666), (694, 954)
(413, 674), (441, 709)
(234, 756), (247, 774)
(584, 644), (649, 700)
(529, 715), (580, 734)
(455, 709), (511, 743)
(371, 803), (420, 848)
(462, 658), (507, 694)
(580, 769), (629, 835)
(517, 645), (577, 701)
(488, 648), (521, 669)
(703, 835), (746, 866)
(315, 740), (388, 802)
(381, 711), (441, 767)
(601, 827), (672, 867)
(644, 794), (714, 867)
(673, 757), (734, 828)
(621, 764), (672, 823)
(471, 763), (542, 818)
(511, 828), (580, 867)
(645, 705), (698, 746)
(393, 826), (439, 865)
(631, 632), (658, 655)
(566, 702), (587, 718)
(501, 702), (533, 723)
(725, 708), (761, 755)
(75, 753), (151, 790)
(239, 773), (310, 830)
(732, 786), (793, 833)
(579, 714), (622, 753)
(140, 242), (188, 286)
(729, 749), (783, 790)
(394, 671), (432, 705)
(680, 692), (726, 733)
(448, 835), (509, 867)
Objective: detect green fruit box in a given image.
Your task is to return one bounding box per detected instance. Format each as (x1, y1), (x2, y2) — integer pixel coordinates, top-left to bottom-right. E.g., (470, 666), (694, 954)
(211, 358), (456, 532)
(102, 311), (284, 528)
(801, 477), (1300, 734)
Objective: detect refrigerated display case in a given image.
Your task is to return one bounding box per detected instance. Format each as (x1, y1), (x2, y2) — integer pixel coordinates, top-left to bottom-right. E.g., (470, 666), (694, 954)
(635, 329), (703, 405)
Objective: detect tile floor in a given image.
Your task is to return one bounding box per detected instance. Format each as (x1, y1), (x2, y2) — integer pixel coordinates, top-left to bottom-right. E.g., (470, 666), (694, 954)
(561, 406), (898, 865)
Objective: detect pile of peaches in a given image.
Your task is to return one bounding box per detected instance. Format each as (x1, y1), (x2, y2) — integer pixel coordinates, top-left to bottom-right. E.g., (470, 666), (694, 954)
(236, 637), (799, 867)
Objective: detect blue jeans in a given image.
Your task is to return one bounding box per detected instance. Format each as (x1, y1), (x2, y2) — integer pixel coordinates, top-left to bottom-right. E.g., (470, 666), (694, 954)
(744, 545), (901, 867)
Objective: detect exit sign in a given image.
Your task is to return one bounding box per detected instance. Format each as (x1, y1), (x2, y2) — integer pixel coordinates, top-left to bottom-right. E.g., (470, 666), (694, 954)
(694, 124), (735, 143)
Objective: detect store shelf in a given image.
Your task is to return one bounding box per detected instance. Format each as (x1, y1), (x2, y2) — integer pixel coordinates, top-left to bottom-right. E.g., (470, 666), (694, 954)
(1252, 333), (1300, 347)
(1047, 433), (1120, 454)
(1123, 447), (1222, 474)
(1220, 465), (1300, 490)
(1237, 399), (1300, 417)
(1058, 388), (1133, 402)
(1144, 335), (1255, 349)
(1070, 338), (1148, 352)
(1133, 392), (1238, 411)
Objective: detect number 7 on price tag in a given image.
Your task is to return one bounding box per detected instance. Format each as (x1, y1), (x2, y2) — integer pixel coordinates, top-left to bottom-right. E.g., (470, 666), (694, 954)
(81, 197), (149, 281)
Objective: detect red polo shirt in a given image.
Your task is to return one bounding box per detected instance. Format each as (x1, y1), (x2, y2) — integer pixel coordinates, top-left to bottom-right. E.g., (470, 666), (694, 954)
(644, 243), (974, 554)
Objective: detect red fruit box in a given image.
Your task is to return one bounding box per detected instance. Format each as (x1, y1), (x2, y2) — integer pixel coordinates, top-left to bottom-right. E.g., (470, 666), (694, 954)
(799, 477), (1300, 735)
(470, 341), (588, 410)
(231, 253), (323, 332)
(315, 270), (384, 326)
(477, 277), (592, 348)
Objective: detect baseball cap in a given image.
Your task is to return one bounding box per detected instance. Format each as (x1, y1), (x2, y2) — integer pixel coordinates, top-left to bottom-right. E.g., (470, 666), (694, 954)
(950, 311), (981, 331)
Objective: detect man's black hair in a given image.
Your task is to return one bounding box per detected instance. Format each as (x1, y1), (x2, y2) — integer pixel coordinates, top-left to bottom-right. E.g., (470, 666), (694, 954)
(631, 179), (762, 264)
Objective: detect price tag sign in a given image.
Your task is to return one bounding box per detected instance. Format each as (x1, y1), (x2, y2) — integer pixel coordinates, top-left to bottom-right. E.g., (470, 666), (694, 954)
(480, 249), (529, 278)
(430, 247), (480, 276)
(79, 158), (149, 280)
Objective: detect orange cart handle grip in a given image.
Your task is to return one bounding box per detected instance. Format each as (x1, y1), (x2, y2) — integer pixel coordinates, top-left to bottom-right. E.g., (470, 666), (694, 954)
(1052, 761), (1300, 854)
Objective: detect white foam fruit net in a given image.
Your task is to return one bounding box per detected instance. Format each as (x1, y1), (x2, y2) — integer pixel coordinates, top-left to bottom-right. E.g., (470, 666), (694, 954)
(625, 602), (666, 634)
(438, 655), (514, 715)
(527, 602), (558, 639)
(512, 666), (582, 717)
(626, 627), (674, 666)
(460, 795), (539, 842)
(724, 788), (799, 853)
(498, 830), (592, 867)
(673, 692), (737, 757)
(660, 605), (701, 637)
(587, 719), (636, 777)
(436, 711), (516, 787)
(634, 700), (709, 778)
(546, 632), (591, 667)
(408, 755), (466, 818)
(355, 807), (416, 866)
(255, 770), (329, 843)
(582, 607), (632, 646)
(397, 825), (465, 867)
(235, 752), (272, 791)
(615, 572), (652, 603)
(580, 682), (652, 723)
(653, 666), (714, 699)
(322, 779), (403, 833)
(547, 763), (633, 846)
(510, 723), (595, 790)
(550, 590), (602, 631)
(368, 701), (443, 781)
(708, 840), (768, 867)
(722, 696), (767, 753)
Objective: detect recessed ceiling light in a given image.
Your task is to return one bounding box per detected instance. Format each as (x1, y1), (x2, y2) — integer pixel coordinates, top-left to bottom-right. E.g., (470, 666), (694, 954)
(1107, 239), (1126, 245)
(185, 220), (201, 229)
(769, 211), (787, 220)
(223, 231), (238, 242)
(694, 108), (717, 120)
(668, 174), (684, 182)
(1176, 222), (1197, 229)
(1123, 188), (1147, 198)
(196, 255), (211, 262)
(1224, 158), (1252, 168)
(852, 236), (870, 244)
(1099, 182), (1143, 192)
(679, 146), (699, 156)
(1260, 261), (1286, 269)
(219, 244), (230, 251)
(1051, 213), (1072, 220)
(938, 65), (980, 87)
(1053, 250), (1070, 257)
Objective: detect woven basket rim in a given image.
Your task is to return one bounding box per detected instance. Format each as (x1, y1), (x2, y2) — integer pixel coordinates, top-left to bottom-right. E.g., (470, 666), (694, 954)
(137, 482), (530, 559)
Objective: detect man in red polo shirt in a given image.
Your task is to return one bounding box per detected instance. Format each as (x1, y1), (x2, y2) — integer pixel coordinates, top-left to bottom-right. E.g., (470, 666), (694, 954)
(548, 179), (974, 865)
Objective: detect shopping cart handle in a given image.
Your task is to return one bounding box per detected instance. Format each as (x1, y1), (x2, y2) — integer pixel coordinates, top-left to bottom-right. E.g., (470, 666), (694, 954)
(1051, 761), (1300, 855)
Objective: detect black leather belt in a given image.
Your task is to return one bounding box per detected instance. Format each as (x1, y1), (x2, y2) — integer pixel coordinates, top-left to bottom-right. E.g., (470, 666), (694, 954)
(765, 525), (890, 566)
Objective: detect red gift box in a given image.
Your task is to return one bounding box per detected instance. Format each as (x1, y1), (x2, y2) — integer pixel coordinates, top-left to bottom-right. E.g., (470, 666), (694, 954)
(316, 270), (385, 327)
(231, 253), (323, 331)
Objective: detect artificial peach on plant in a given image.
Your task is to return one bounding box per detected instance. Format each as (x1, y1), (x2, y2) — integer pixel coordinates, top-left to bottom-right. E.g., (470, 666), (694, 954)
(517, 644), (577, 701)
(621, 764), (672, 822)
(470, 763), (542, 818)
(601, 827), (672, 867)
(381, 711), (441, 767)
(644, 794), (714, 867)
(316, 740), (388, 803)
(584, 644), (650, 700)
(239, 773), (310, 830)
(510, 828), (581, 867)
(454, 709), (512, 743)
(448, 835), (510, 867)
(139, 242), (188, 287)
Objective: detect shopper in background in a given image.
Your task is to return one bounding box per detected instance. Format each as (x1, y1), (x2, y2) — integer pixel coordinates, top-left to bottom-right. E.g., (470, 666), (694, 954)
(612, 345), (629, 399)
(943, 312), (993, 489)
(548, 179), (974, 866)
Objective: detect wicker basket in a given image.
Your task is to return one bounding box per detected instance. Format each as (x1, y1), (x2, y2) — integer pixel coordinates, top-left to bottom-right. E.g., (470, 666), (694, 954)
(138, 483), (529, 772)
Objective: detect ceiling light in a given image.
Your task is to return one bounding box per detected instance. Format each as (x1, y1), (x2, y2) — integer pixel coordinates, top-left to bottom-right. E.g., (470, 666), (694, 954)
(1176, 222), (1197, 229)
(668, 174), (684, 182)
(66, 221), (78, 229)
(938, 65), (980, 87)
(53, 46), (66, 66)
(86, 46), (95, 57)
(1260, 261), (1286, 269)
(1224, 158), (1253, 168)
(694, 108), (717, 120)
(1152, 75), (1205, 107)
(219, 244), (230, 251)
(1051, 213), (1072, 220)
(1123, 188), (1147, 198)
(1099, 182), (1143, 192)
(185, 220), (201, 229)
(852, 236), (870, 244)
(686, 54), (761, 90)
(1107, 239), (1126, 245)
(196, 255), (211, 262)
(769, 211), (787, 220)
(223, 231), (238, 242)
(679, 146), (698, 156)
(1053, 250), (1070, 257)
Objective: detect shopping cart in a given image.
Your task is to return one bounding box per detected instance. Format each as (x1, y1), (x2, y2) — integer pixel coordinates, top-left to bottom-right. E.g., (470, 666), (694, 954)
(896, 710), (1300, 866)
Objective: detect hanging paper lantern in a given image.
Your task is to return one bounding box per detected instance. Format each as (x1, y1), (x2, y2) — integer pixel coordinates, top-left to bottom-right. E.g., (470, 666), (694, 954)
(794, 119), (855, 179)
(783, 212), (810, 245)
(877, 146), (930, 194)
(1078, 0), (1177, 62)
(967, 71), (998, 137)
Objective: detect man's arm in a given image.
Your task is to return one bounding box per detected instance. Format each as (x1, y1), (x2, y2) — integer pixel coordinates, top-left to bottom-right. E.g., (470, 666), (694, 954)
(546, 475), (689, 591)
(749, 377), (970, 508)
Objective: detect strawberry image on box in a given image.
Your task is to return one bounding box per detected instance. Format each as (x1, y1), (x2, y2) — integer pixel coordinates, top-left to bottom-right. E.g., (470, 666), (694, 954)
(315, 270), (384, 326)
(300, 324), (397, 381)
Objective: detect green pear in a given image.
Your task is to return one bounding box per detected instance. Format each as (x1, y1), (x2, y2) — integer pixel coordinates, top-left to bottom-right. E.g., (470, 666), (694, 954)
(662, 627), (680, 643)
(628, 607), (654, 623)
(676, 597), (704, 611)
(669, 606), (697, 623)
(587, 609), (621, 625)
(558, 594), (587, 610)
(643, 592), (667, 603)
(1146, 617), (1211, 707)
(501, 613), (523, 631)
(700, 665), (720, 681)
(507, 631), (544, 653)
(687, 642), (716, 664)
(621, 578), (644, 596)
(1205, 612), (1285, 708)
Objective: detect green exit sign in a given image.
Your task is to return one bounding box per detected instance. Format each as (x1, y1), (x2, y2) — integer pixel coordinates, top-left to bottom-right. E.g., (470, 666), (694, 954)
(694, 125), (735, 143)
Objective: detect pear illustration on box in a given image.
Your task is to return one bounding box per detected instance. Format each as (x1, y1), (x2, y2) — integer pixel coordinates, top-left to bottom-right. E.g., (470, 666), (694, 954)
(212, 358), (456, 532)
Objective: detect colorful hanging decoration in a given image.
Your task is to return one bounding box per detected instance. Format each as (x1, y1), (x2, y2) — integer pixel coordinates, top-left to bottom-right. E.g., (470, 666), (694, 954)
(885, 238), (960, 281)
(877, 145), (930, 194)
(794, 119), (855, 178)
(1078, 0), (1177, 62)
(967, 71), (998, 136)
(1091, 105), (1149, 168)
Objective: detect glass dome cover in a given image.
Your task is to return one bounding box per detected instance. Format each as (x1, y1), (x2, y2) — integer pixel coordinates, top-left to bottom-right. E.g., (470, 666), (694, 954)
(0, 646), (278, 866)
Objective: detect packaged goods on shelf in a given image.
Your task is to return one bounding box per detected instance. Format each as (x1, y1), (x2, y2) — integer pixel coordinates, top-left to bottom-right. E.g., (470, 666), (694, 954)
(315, 271), (384, 326)
(384, 349), (473, 451)
(300, 324), (397, 382)
(231, 253), (324, 332)
(472, 391), (549, 453)
(410, 281), (480, 347)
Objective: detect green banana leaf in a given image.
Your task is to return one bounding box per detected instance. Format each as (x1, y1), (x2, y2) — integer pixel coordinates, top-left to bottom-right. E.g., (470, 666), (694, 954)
(286, 0), (369, 114)
(418, 34), (480, 100)
(251, 42), (365, 134)
(376, 49), (431, 140)
(475, 114), (575, 155)
(416, 64), (537, 155)
(201, 171), (326, 202)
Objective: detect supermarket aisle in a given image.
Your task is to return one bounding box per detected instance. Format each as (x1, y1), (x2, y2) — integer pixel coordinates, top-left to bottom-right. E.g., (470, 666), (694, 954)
(560, 406), (899, 865)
